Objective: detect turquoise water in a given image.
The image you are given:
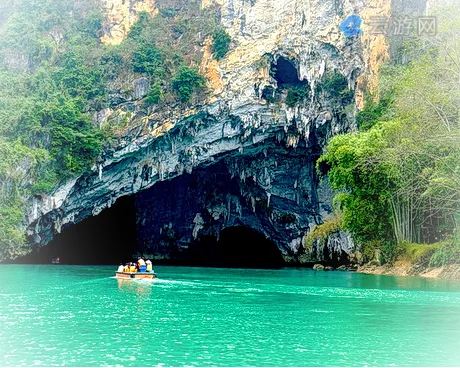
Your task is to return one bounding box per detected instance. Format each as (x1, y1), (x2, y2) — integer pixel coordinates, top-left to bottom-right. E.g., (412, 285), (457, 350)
(1, 265), (460, 366)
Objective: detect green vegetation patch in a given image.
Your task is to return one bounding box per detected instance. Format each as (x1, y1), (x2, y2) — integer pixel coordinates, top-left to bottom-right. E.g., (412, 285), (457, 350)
(0, 0), (230, 260)
(212, 29), (231, 60)
(171, 67), (206, 102)
(304, 213), (342, 251)
(285, 86), (309, 107)
(399, 241), (442, 264)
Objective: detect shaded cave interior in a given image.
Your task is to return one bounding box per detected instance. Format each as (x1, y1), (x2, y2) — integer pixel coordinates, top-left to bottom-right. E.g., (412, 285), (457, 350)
(17, 198), (284, 268)
(271, 56), (307, 87)
(18, 196), (138, 265)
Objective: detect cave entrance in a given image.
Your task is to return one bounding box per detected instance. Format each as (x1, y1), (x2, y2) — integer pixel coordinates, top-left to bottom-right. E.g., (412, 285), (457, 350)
(18, 196), (137, 265)
(271, 56), (306, 87)
(187, 226), (284, 268)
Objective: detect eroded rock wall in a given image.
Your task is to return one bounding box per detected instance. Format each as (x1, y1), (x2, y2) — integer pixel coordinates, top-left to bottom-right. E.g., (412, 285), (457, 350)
(23, 0), (396, 262)
(134, 141), (335, 261)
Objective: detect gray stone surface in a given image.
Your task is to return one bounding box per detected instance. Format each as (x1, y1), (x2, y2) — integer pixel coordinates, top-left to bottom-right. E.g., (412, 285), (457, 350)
(22, 0), (369, 262)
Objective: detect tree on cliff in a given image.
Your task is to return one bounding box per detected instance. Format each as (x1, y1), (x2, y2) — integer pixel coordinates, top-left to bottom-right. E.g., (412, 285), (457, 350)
(317, 4), (460, 264)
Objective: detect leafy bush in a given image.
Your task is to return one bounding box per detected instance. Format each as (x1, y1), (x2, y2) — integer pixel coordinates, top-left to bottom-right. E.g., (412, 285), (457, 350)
(133, 43), (165, 78)
(359, 240), (383, 264)
(54, 51), (106, 100)
(144, 83), (163, 105)
(171, 66), (206, 102)
(429, 238), (460, 267)
(399, 241), (441, 264)
(127, 11), (150, 40)
(304, 213), (342, 251)
(0, 204), (28, 260)
(285, 86), (309, 107)
(379, 241), (404, 265)
(30, 169), (58, 194)
(356, 93), (392, 131)
(317, 71), (354, 103)
(212, 29), (231, 60)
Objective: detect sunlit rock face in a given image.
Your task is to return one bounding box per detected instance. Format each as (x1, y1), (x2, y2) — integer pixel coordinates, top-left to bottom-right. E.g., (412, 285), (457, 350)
(24, 0), (401, 263)
(100, 0), (157, 45)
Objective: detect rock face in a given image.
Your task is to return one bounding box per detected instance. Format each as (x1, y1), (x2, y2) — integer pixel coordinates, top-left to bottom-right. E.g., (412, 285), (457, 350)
(100, 0), (157, 45)
(23, 0), (397, 263)
(134, 142), (333, 259)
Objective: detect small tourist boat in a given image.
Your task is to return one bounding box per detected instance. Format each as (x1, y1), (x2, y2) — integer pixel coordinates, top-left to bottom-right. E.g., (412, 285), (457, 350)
(115, 271), (157, 279)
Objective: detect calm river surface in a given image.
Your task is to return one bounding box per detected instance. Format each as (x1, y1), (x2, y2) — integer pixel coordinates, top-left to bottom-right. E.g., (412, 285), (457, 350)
(1, 265), (460, 366)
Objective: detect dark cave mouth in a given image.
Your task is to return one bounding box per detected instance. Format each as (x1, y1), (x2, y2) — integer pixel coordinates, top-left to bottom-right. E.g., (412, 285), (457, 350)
(185, 226), (284, 269)
(16, 201), (284, 268)
(18, 195), (138, 265)
(271, 56), (307, 87)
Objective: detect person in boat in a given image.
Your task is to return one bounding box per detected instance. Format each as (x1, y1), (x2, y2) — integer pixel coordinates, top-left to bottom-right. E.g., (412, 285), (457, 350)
(123, 263), (130, 272)
(129, 262), (137, 273)
(146, 260), (153, 272)
(137, 257), (146, 272)
(117, 263), (124, 272)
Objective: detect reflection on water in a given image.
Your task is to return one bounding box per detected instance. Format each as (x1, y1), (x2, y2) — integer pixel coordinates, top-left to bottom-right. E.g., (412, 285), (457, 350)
(117, 278), (154, 296)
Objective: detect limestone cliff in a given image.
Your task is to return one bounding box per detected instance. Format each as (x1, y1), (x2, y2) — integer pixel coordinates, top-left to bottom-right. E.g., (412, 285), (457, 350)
(23, 0), (396, 263)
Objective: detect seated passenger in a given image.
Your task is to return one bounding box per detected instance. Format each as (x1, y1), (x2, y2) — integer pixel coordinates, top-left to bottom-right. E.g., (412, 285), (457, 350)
(146, 260), (153, 272)
(123, 263), (130, 272)
(129, 262), (137, 273)
(138, 257), (146, 272)
(117, 263), (124, 272)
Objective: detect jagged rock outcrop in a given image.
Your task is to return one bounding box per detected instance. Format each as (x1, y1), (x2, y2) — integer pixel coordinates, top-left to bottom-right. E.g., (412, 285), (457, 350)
(23, 0), (394, 263)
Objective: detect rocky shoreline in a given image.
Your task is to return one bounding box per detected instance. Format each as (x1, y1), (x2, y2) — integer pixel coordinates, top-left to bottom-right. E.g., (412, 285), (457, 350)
(356, 261), (460, 280)
(308, 261), (460, 280)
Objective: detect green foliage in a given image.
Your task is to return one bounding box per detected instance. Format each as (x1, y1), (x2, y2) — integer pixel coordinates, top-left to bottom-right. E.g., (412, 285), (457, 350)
(304, 213), (342, 251)
(128, 11), (150, 40)
(285, 86), (309, 107)
(429, 242), (460, 267)
(356, 93), (393, 131)
(317, 71), (354, 104)
(50, 119), (104, 178)
(379, 241), (403, 265)
(171, 67), (206, 102)
(0, 0), (220, 260)
(429, 230), (460, 267)
(212, 29), (231, 60)
(144, 83), (163, 105)
(54, 51), (106, 101)
(30, 170), (58, 195)
(359, 240), (383, 264)
(132, 43), (165, 78)
(317, 123), (397, 246)
(318, 6), (460, 265)
(399, 241), (442, 264)
(0, 203), (28, 260)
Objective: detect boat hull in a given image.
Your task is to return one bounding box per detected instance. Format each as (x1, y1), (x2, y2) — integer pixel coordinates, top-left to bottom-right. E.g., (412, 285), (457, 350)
(115, 272), (157, 279)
